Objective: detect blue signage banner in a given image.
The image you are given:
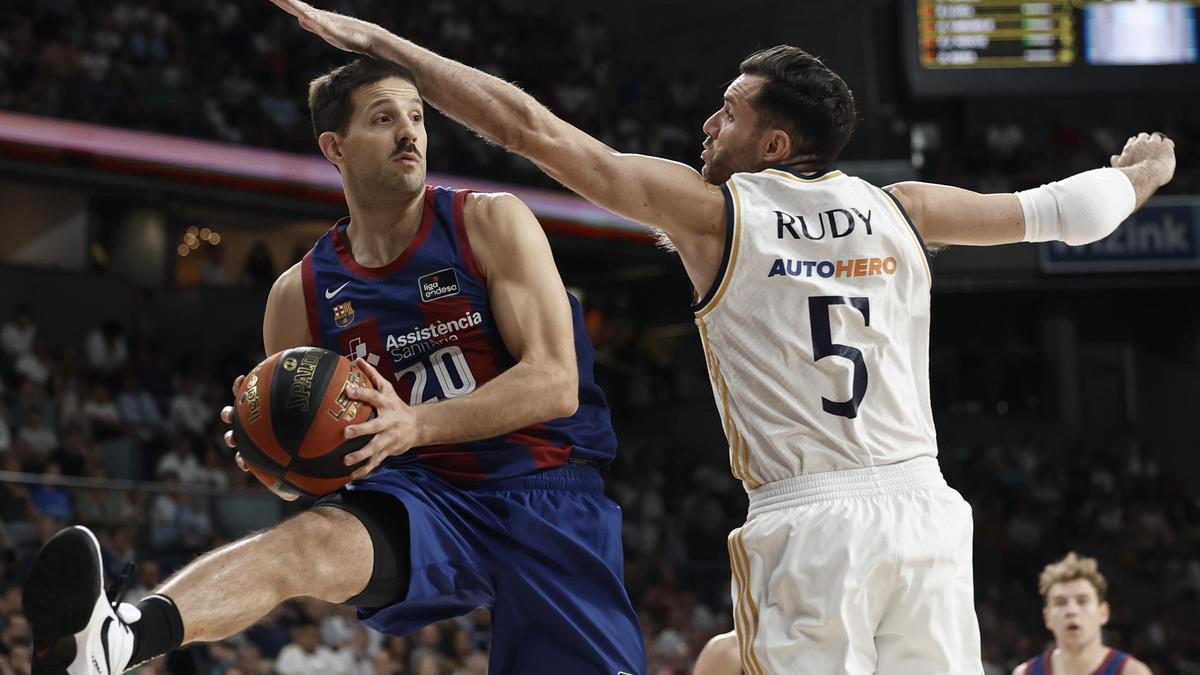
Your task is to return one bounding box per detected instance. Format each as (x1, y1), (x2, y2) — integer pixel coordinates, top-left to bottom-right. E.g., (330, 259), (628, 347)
(1040, 199), (1200, 273)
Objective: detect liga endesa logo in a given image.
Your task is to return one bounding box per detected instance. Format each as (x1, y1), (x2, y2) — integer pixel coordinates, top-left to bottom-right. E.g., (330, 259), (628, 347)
(419, 268), (461, 302)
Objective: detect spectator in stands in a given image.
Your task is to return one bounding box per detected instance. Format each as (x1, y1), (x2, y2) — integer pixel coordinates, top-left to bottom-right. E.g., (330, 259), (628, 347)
(84, 319), (129, 377)
(99, 526), (138, 582)
(148, 472), (181, 550)
(13, 337), (51, 387)
(116, 371), (164, 441)
(16, 409), (56, 469)
(231, 641), (273, 675)
(0, 304), (36, 359)
(198, 441), (232, 489)
(80, 380), (124, 441)
(168, 371), (212, 436)
(275, 618), (348, 675)
(174, 489), (213, 552)
(378, 635), (411, 675)
(74, 466), (136, 530)
(156, 433), (205, 484)
(409, 648), (443, 675)
(337, 627), (376, 675)
(29, 462), (71, 523)
(245, 605), (294, 660)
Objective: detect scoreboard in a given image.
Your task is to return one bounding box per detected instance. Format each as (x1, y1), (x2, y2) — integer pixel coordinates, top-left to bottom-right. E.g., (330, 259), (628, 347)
(903, 0), (1200, 94)
(918, 1), (1076, 69)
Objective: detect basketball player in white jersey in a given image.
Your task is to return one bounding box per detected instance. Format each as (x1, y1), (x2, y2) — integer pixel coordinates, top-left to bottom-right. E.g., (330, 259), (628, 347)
(270, 1), (1178, 672)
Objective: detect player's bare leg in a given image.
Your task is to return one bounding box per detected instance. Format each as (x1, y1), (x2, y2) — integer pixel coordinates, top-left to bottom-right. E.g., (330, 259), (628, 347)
(23, 508), (373, 674)
(157, 506), (372, 643)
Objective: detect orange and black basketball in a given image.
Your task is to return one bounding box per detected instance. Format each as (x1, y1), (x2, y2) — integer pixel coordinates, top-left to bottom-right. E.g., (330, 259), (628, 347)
(232, 347), (375, 497)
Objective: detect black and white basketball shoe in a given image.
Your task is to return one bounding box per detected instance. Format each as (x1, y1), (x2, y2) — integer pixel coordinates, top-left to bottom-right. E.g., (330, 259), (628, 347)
(23, 526), (139, 675)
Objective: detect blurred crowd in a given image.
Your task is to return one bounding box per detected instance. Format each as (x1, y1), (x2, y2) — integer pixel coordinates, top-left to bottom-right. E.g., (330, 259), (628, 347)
(3, 0), (1197, 195)
(915, 109), (1200, 195)
(0, 0), (705, 191)
(0, 292), (1198, 673)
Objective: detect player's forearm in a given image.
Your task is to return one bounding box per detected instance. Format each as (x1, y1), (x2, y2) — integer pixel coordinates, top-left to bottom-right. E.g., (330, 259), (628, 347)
(368, 29), (557, 157)
(1019, 167), (1138, 246)
(1116, 161), (1170, 210)
(409, 361), (578, 447)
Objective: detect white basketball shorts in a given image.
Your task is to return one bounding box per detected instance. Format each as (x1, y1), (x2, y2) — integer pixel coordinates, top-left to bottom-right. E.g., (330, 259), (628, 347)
(727, 456), (982, 675)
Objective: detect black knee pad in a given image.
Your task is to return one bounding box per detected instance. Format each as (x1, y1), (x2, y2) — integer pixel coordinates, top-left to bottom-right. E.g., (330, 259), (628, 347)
(314, 490), (411, 608)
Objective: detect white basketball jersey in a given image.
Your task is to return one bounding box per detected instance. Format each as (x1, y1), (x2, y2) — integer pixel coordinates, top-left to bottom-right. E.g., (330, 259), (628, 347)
(693, 167), (937, 489)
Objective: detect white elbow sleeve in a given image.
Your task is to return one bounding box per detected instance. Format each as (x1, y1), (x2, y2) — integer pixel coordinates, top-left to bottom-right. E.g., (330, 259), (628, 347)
(1018, 168), (1137, 246)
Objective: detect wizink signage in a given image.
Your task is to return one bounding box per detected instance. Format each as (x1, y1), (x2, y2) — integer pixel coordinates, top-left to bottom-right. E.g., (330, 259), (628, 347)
(1040, 200), (1200, 273)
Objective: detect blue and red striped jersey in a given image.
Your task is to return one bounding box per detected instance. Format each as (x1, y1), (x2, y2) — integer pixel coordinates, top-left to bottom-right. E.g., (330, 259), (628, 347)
(1025, 648), (1130, 675)
(301, 185), (617, 483)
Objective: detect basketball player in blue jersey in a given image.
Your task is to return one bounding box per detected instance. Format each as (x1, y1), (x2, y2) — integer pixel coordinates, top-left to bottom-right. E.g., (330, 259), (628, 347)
(21, 60), (645, 675)
(262, 2), (1178, 673)
(1014, 553), (1151, 675)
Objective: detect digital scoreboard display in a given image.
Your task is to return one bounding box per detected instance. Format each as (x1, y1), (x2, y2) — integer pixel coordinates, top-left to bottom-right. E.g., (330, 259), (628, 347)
(919, 1), (1078, 69)
(904, 0), (1200, 94)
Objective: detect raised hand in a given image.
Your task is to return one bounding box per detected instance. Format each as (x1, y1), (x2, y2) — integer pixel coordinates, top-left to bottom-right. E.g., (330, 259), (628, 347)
(1111, 132), (1176, 187)
(269, 0), (382, 55)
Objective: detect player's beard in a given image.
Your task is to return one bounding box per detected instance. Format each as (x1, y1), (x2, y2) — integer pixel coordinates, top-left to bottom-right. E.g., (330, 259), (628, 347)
(702, 143), (760, 185)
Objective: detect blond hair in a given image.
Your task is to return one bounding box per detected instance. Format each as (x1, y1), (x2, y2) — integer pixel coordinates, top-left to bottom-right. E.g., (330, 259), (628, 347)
(1038, 552), (1108, 602)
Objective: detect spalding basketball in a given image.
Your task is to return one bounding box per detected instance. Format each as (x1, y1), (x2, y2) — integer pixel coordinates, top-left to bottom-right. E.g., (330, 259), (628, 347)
(232, 347), (375, 496)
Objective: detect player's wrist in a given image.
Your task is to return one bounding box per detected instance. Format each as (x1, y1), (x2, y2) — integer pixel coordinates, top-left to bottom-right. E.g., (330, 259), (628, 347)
(1142, 158), (1174, 186)
(364, 23), (405, 60)
(361, 23), (389, 57)
(406, 404), (434, 448)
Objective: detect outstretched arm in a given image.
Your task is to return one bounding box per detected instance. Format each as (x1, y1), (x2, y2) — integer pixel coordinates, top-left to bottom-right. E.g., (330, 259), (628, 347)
(888, 132), (1175, 248)
(269, 0), (725, 246)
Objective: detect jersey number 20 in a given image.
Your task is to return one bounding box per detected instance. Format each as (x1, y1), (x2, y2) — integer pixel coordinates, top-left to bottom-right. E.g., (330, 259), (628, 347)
(393, 345), (478, 405)
(808, 296), (870, 419)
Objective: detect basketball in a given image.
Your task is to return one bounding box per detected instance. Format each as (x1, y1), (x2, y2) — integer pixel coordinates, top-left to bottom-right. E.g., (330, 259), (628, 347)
(232, 346), (375, 496)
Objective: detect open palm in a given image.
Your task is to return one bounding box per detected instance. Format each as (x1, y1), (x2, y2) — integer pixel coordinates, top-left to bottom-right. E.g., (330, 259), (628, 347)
(269, 0), (380, 54)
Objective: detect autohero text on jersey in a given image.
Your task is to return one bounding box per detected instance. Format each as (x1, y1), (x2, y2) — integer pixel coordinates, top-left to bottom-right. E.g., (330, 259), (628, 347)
(768, 257), (898, 279)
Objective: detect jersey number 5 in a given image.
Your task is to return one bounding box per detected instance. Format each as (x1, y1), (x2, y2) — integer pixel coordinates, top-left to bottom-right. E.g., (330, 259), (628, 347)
(808, 296), (870, 419)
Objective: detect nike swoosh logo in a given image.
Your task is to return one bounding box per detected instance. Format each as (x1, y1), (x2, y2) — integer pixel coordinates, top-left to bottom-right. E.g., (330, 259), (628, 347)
(100, 617), (112, 673)
(325, 281), (351, 299)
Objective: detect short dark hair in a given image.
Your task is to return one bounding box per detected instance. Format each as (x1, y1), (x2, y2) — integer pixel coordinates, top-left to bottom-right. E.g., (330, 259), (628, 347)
(738, 46), (857, 166)
(307, 58), (418, 139)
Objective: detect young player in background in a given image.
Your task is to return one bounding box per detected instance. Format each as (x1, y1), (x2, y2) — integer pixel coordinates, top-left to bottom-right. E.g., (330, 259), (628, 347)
(1013, 552), (1152, 675)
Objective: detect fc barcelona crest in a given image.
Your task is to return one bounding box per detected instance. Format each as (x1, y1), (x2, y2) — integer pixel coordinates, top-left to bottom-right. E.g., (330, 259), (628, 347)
(333, 300), (356, 328)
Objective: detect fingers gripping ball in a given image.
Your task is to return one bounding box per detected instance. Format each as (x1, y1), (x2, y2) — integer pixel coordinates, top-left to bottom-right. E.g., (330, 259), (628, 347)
(233, 347), (376, 496)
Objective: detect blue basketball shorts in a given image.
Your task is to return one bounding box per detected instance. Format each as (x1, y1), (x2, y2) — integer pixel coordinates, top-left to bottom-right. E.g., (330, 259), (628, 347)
(326, 463), (645, 675)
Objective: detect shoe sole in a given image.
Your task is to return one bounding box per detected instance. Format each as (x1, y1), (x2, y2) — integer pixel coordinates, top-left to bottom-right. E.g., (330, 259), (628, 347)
(23, 526), (105, 673)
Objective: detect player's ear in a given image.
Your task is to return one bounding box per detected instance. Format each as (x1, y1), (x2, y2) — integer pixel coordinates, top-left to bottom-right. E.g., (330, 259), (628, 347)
(318, 131), (344, 168)
(761, 128), (792, 165)
(1099, 600), (1110, 625)
(1042, 605), (1051, 629)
